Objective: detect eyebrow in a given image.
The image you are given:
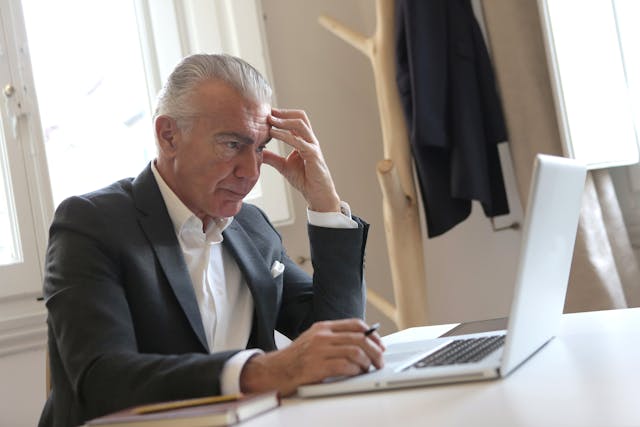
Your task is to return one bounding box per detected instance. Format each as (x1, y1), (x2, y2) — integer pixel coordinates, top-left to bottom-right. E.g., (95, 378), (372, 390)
(214, 132), (272, 146)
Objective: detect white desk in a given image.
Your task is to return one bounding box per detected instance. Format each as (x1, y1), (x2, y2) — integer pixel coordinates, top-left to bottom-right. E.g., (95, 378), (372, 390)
(244, 308), (640, 427)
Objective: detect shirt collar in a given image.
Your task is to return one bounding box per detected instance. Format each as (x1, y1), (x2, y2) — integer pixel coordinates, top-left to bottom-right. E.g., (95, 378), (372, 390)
(151, 161), (233, 244)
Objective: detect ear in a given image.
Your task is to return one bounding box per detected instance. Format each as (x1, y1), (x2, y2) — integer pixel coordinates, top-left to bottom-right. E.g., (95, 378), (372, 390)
(155, 115), (179, 156)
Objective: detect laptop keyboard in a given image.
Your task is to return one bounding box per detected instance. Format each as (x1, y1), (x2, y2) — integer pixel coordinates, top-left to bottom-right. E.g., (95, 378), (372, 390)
(412, 335), (506, 368)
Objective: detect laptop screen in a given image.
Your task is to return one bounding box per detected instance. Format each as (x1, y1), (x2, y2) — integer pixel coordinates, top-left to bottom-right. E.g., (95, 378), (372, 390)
(500, 154), (586, 376)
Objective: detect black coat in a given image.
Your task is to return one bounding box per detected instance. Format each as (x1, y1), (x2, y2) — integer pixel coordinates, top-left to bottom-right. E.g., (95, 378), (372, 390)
(396, 0), (509, 237)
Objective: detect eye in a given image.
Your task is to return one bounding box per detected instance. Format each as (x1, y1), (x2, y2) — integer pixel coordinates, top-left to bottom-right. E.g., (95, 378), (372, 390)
(225, 141), (240, 150)
(256, 144), (267, 153)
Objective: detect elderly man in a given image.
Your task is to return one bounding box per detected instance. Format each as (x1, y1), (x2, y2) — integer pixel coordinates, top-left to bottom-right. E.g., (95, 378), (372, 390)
(39, 54), (384, 427)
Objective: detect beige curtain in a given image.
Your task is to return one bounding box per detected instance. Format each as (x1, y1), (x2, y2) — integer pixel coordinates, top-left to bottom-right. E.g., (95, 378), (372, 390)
(481, 0), (640, 311)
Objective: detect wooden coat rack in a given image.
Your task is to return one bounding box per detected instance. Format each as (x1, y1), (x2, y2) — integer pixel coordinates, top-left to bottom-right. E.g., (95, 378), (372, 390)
(320, 0), (428, 328)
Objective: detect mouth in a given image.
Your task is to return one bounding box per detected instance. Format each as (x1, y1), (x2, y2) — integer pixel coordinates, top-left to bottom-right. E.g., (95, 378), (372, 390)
(219, 188), (249, 199)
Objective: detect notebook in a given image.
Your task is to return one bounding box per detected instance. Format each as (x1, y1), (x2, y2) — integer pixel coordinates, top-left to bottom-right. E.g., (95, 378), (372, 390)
(298, 154), (587, 397)
(84, 391), (280, 427)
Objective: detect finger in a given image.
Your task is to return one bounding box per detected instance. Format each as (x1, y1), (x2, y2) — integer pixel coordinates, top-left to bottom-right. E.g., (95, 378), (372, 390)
(309, 326), (384, 369)
(269, 114), (315, 145)
(367, 332), (386, 352)
(288, 335), (368, 381)
(271, 107), (310, 127)
(329, 332), (385, 369)
(270, 128), (310, 154)
(323, 345), (371, 372)
(262, 150), (286, 174)
(366, 336), (386, 369)
(313, 358), (363, 381)
(316, 318), (369, 334)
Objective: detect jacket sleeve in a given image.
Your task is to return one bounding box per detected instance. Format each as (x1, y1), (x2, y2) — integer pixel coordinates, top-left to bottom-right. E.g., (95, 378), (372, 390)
(265, 210), (370, 339)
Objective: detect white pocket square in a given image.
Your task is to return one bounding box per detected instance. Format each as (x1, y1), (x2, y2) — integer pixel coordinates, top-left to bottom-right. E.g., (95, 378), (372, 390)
(270, 260), (285, 278)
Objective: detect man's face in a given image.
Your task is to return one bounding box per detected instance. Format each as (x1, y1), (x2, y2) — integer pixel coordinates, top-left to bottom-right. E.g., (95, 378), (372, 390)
(158, 80), (271, 220)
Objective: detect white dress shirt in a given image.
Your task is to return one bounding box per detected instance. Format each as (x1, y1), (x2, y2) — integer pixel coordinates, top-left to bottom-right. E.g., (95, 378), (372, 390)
(151, 162), (356, 393)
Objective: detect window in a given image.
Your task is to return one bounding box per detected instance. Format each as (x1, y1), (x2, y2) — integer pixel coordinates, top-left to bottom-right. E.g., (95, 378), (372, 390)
(0, 0), (47, 301)
(539, 0), (640, 253)
(21, 0), (156, 206)
(0, 126), (18, 266)
(0, 0), (291, 353)
(539, 0), (640, 169)
(613, 0), (640, 142)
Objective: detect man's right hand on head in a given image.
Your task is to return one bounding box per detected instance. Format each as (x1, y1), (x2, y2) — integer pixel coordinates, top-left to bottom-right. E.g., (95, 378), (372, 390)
(239, 319), (385, 396)
(264, 108), (342, 214)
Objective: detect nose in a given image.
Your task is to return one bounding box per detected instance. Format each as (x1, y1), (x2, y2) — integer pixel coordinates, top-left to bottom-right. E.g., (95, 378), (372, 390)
(234, 148), (261, 179)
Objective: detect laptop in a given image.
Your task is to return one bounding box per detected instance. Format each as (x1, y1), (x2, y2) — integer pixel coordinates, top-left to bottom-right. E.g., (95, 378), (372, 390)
(298, 154), (587, 397)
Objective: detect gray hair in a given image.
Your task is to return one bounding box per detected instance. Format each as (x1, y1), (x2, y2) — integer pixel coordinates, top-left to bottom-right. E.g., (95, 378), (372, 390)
(153, 53), (272, 123)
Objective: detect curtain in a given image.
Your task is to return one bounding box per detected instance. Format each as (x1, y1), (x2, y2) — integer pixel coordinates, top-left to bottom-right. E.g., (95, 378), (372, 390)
(481, 0), (640, 311)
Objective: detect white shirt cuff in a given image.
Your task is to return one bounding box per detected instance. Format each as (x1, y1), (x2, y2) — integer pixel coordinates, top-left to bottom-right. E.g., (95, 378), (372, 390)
(220, 349), (264, 395)
(307, 201), (358, 229)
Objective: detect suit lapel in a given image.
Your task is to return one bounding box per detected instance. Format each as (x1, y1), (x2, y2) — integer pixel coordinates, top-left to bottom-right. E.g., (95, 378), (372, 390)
(223, 219), (277, 350)
(132, 165), (209, 351)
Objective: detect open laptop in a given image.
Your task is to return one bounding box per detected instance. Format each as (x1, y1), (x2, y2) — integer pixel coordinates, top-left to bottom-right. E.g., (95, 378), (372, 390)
(298, 154), (587, 397)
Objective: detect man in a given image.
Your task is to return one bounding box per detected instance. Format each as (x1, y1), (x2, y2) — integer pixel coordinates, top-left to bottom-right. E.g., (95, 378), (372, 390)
(39, 54), (384, 427)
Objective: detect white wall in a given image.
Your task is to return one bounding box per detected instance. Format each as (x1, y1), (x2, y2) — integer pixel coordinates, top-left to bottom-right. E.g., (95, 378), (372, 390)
(261, 0), (523, 335)
(0, 348), (46, 427)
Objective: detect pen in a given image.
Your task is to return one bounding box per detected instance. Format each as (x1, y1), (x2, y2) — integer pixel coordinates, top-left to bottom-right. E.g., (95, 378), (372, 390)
(364, 322), (380, 336)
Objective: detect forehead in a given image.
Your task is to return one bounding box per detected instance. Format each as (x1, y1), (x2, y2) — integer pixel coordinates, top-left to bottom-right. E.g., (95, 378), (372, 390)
(190, 80), (270, 126)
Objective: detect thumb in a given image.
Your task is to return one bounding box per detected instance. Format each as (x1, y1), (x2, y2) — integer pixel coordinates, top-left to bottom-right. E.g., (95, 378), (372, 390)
(262, 150), (286, 174)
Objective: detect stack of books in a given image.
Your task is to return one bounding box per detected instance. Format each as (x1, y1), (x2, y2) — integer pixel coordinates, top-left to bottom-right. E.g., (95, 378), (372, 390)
(84, 391), (280, 427)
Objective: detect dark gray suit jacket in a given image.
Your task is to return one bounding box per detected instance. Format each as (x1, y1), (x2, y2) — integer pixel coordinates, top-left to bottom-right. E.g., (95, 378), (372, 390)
(39, 164), (368, 427)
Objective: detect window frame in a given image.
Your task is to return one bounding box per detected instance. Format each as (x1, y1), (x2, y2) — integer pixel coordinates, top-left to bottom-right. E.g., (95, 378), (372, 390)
(0, 0), (51, 355)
